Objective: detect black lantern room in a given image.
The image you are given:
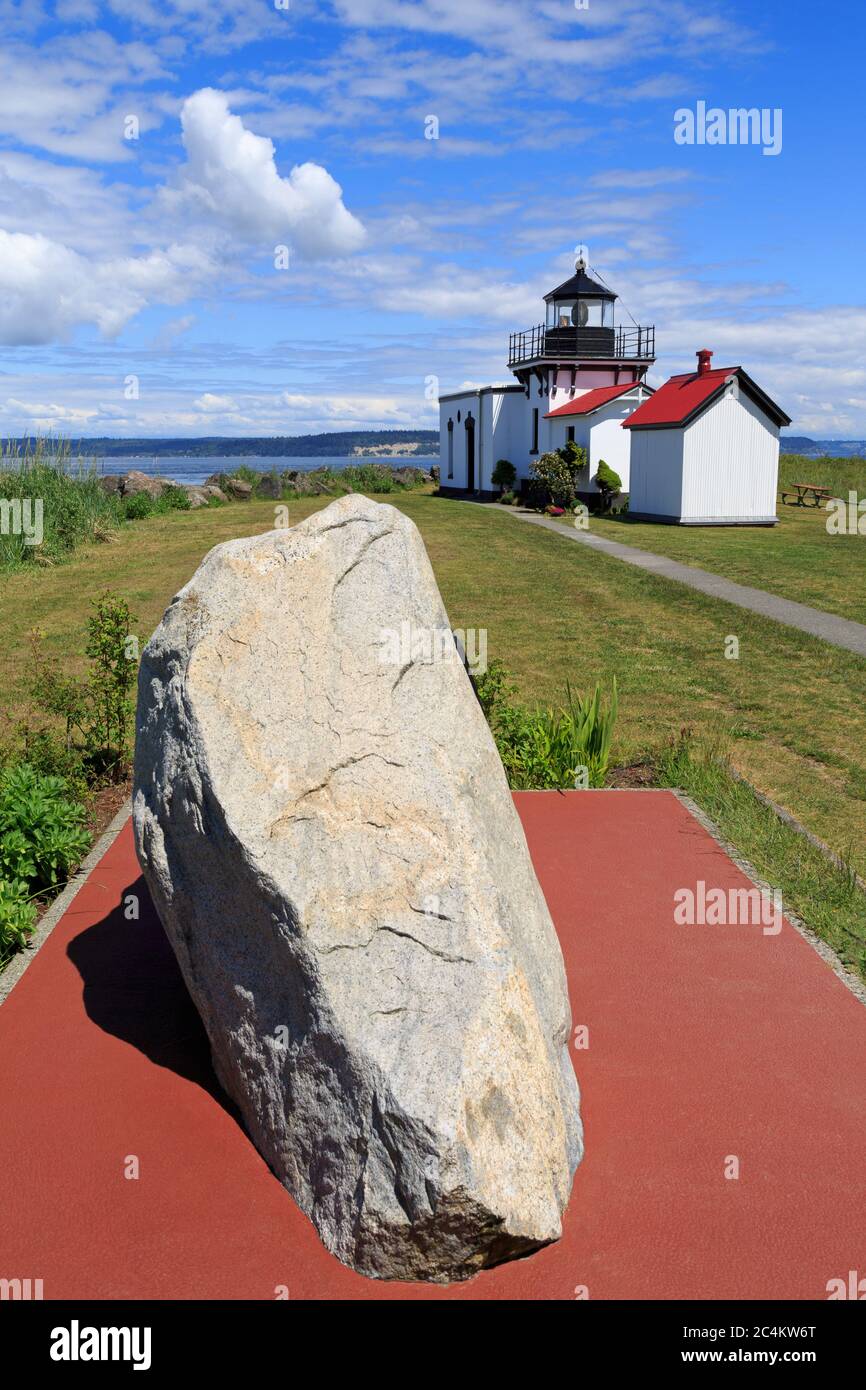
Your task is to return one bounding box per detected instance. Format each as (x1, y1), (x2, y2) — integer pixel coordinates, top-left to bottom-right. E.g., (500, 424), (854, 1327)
(543, 257), (616, 352)
(507, 250), (655, 370)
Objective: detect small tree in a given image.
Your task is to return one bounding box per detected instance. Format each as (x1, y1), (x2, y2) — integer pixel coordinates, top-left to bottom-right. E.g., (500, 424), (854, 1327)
(29, 592), (139, 782)
(491, 458), (516, 494)
(594, 459), (622, 511)
(561, 439), (588, 476)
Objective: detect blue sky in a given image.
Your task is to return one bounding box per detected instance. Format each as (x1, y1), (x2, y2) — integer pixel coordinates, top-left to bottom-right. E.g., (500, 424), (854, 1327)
(0, 0), (863, 439)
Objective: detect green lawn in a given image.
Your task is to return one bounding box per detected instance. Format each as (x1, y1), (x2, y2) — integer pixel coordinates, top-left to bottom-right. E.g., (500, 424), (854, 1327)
(3, 489), (866, 891)
(582, 454), (866, 625)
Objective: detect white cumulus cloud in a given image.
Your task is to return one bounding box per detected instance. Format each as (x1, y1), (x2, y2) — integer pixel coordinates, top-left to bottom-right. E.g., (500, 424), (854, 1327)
(194, 392), (239, 413)
(0, 229), (215, 345)
(170, 88), (366, 258)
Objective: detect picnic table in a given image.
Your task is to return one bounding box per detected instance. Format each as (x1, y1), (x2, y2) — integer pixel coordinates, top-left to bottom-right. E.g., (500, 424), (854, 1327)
(780, 481), (833, 507)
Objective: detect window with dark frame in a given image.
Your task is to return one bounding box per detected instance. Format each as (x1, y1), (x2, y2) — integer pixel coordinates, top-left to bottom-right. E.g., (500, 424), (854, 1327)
(531, 408), (539, 453)
(567, 425), (575, 443)
(447, 419), (454, 478)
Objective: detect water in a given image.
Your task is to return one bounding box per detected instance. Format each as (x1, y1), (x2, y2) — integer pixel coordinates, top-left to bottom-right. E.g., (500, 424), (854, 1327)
(90, 454), (437, 487)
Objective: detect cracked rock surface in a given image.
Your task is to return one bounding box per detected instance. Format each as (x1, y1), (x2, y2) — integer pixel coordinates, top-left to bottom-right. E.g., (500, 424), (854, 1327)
(133, 493), (583, 1282)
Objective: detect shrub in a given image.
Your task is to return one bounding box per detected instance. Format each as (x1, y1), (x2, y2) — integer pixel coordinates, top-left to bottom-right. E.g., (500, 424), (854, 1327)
(29, 592), (139, 782)
(491, 458), (516, 493)
(473, 659), (516, 721)
(0, 878), (37, 961)
(157, 484), (191, 512)
(495, 683), (618, 790)
(474, 659), (618, 789)
(340, 464), (396, 493)
(529, 451), (575, 509)
(594, 459), (622, 510)
(0, 763), (91, 894)
(0, 760), (92, 963)
(123, 491), (155, 519)
(0, 438), (121, 571)
(498, 491), (516, 506)
(528, 442), (589, 510)
(561, 439), (588, 473)
(4, 724), (88, 801)
(124, 484), (190, 519)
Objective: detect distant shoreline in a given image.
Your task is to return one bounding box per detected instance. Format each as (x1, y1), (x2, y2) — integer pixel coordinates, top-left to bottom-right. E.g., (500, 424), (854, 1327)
(94, 454), (439, 464)
(1, 430), (440, 461)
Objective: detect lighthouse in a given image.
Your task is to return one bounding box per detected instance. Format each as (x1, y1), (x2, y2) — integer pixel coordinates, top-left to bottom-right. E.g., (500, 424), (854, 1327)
(438, 250), (656, 498)
(508, 248), (654, 400)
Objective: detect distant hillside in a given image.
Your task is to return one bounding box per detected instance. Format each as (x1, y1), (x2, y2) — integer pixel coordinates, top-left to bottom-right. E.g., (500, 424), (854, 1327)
(2, 430), (440, 460)
(781, 436), (866, 459)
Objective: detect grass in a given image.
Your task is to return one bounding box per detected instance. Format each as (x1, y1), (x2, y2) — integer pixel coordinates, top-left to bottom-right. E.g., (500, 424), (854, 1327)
(2, 486), (865, 975)
(0, 439), (120, 570)
(0, 452), (429, 575)
(580, 454), (866, 625)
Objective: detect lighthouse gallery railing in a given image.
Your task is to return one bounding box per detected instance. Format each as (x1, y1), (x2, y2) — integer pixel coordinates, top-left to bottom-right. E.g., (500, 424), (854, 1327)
(507, 324), (655, 367)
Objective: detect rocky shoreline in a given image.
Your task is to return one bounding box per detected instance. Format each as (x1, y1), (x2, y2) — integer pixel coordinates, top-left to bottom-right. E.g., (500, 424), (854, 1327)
(100, 463), (436, 507)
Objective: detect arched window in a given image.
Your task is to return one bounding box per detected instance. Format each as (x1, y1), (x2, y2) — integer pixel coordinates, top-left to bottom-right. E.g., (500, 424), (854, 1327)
(447, 419), (454, 478)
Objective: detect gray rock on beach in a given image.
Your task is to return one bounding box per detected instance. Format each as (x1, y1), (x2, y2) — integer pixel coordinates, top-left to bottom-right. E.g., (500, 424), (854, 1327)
(203, 471), (253, 499)
(185, 484), (228, 508)
(100, 470), (178, 498)
(100, 473), (227, 507)
(133, 492), (582, 1282)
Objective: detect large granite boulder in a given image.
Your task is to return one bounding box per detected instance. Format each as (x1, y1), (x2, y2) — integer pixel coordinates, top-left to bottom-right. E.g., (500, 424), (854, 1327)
(133, 493), (582, 1282)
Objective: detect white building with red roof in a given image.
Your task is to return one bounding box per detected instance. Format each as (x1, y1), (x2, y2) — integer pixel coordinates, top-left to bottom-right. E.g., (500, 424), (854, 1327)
(624, 349), (791, 525)
(543, 380), (653, 494)
(438, 253), (790, 522)
(438, 253), (655, 499)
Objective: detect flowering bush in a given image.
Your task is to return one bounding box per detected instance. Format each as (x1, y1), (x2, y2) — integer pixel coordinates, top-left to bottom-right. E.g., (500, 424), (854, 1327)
(528, 441), (588, 509)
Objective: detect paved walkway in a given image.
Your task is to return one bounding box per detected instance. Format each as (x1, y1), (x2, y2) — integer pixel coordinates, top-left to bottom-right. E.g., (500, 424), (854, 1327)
(2, 792), (866, 1300)
(509, 509), (866, 659)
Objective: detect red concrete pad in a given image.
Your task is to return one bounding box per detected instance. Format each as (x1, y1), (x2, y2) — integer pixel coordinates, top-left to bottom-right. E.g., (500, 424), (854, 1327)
(1, 791), (865, 1300)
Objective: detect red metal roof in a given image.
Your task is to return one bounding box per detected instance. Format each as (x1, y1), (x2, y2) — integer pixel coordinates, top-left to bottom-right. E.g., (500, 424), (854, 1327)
(544, 381), (648, 419)
(622, 367), (736, 428)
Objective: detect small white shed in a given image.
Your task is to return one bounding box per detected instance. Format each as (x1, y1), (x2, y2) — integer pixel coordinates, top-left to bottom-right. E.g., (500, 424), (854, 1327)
(624, 349), (791, 525)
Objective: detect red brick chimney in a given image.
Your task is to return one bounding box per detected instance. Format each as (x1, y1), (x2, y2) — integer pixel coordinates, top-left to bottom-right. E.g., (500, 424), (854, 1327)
(696, 348), (713, 376)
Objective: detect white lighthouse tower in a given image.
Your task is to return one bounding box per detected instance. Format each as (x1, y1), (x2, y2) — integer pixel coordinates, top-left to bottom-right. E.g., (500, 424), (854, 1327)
(438, 250), (656, 498)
